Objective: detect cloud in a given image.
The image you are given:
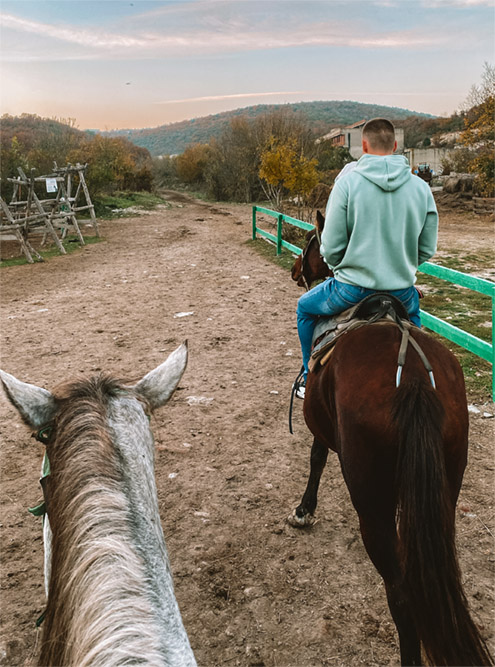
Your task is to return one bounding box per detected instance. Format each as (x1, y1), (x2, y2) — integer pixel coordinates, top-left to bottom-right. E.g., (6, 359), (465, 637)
(157, 91), (307, 105)
(0, 13), (146, 49)
(0, 2), (489, 63)
(424, 0), (493, 5)
(0, 21), (436, 59)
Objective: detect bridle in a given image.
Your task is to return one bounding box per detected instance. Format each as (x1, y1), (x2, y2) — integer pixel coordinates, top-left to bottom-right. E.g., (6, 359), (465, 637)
(299, 227), (322, 292)
(28, 424), (55, 520)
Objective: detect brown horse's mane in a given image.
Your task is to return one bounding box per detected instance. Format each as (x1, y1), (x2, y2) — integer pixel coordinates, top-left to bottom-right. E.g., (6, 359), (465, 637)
(39, 375), (163, 666)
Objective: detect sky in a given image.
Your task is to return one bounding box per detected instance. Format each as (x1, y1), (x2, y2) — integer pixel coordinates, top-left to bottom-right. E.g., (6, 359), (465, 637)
(0, 0), (493, 131)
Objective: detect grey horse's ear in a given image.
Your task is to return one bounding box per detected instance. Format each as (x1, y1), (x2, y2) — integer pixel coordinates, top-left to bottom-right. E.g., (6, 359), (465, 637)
(134, 342), (188, 410)
(0, 370), (57, 429)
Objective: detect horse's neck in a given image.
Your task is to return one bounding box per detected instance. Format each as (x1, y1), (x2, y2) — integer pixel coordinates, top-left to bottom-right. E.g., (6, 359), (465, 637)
(107, 396), (195, 662)
(44, 395), (195, 666)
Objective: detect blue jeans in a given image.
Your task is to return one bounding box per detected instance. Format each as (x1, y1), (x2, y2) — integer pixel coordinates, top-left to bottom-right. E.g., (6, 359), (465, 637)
(297, 278), (421, 379)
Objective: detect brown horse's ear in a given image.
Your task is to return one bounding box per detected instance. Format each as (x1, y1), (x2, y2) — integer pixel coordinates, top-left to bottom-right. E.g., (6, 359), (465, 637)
(316, 210), (325, 233)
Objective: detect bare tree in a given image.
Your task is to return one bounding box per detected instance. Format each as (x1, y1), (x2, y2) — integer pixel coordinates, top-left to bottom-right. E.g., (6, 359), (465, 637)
(459, 62), (495, 111)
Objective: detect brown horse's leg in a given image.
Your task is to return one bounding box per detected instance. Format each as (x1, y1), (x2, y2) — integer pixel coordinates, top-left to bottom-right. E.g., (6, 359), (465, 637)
(288, 438), (328, 527)
(358, 513), (422, 667)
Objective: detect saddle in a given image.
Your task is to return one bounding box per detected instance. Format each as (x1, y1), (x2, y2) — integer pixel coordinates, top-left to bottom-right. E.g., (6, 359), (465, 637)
(308, 293), (434, 389)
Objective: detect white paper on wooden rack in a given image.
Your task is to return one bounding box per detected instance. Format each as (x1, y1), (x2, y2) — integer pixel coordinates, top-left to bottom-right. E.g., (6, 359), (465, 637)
(45, 178), (58, 193)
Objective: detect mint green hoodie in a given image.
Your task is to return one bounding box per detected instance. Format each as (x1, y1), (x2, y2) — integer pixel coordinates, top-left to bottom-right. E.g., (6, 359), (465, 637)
(320, 154), (438, 290)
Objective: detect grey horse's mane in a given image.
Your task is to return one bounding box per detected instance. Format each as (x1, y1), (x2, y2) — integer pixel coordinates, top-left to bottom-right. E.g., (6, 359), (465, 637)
(40, 375), (165, 666)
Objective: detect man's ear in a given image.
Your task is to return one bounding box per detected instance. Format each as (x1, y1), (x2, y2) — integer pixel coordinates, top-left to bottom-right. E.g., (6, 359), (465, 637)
(362, 138), (369, 154)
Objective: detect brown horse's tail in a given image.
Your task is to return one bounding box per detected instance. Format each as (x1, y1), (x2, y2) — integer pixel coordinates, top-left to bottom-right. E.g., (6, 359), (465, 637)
(393, 378), (493, 666)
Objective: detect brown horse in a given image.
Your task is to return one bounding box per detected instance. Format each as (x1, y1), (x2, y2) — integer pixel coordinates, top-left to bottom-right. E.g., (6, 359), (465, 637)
(290, 212), (493, 666)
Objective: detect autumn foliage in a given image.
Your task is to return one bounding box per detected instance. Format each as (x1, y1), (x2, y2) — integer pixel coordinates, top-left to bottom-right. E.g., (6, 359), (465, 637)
(155, 109), (352, 215)
(5, 66), (493, 208)
(176, 143), (211, 184)
(0, 114), (153, 199)
(461, 95), (494, 197)
(259, 137), (319, 210)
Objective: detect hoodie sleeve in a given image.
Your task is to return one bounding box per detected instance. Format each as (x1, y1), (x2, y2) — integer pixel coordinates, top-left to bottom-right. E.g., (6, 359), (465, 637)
(418, 189), (439, 265)
(320, 181), (349, 269)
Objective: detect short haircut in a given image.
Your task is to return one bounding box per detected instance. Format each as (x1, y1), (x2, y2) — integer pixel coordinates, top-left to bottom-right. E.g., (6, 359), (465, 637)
(362, 118), (396, 153)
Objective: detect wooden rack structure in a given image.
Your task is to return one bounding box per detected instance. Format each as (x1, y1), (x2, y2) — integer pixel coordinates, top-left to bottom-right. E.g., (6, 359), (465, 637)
(0, 163), (99, 263)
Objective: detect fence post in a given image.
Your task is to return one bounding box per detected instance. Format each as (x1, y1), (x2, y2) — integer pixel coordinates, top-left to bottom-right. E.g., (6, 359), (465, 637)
(277, 214), (283, 255)
(252, 206), (257, 240)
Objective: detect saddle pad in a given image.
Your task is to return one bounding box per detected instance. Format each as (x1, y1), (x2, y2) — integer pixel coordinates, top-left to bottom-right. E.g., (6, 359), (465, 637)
(311, 304), (358, 347)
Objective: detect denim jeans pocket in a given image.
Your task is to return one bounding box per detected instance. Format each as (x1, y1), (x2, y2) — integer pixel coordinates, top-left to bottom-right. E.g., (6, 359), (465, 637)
(392, 287), (417, 311)
(335, 282), (369, 307)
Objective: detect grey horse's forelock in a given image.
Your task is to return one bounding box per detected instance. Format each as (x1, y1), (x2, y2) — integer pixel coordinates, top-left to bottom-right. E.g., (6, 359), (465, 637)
(40, 377), (166, 666)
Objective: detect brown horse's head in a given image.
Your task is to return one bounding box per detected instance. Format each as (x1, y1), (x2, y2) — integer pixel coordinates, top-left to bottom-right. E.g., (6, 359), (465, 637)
(291, 210), (332, 290)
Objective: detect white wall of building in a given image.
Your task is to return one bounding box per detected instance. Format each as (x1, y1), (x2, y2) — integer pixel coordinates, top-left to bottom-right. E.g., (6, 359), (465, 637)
(403, 147), (456, 174)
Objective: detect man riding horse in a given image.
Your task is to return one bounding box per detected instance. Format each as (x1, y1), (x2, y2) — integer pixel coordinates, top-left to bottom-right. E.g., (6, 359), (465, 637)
(295, 118), (438, 398)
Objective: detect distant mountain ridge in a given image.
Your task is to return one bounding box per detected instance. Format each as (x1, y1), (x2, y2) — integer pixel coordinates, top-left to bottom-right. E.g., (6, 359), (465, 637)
(102, 100), (434, 156)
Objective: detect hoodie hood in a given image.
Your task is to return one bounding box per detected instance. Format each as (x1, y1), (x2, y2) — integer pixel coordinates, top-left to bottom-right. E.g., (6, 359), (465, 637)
(354, 154), (412, 192)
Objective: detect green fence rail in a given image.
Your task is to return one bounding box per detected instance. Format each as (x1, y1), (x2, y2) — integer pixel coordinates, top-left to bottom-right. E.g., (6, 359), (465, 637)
(252, 205), (495, 400)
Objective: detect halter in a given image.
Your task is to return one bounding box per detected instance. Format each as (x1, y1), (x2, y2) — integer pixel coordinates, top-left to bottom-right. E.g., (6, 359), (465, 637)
(35, 425), (54, 445)
(299, 227), (322, 291)
(28, 426), (54, 627)
(28, 425), (54, 518)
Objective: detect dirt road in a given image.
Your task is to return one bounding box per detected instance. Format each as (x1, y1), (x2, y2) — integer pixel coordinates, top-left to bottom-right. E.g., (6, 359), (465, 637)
(1, 192), (493, 666)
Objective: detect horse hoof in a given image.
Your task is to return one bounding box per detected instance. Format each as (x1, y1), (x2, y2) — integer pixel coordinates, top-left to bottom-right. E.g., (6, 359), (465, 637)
(287, 509), (316, 527)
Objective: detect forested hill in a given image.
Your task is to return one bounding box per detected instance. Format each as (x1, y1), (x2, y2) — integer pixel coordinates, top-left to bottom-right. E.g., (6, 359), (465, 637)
(102, 100), (434, 156)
